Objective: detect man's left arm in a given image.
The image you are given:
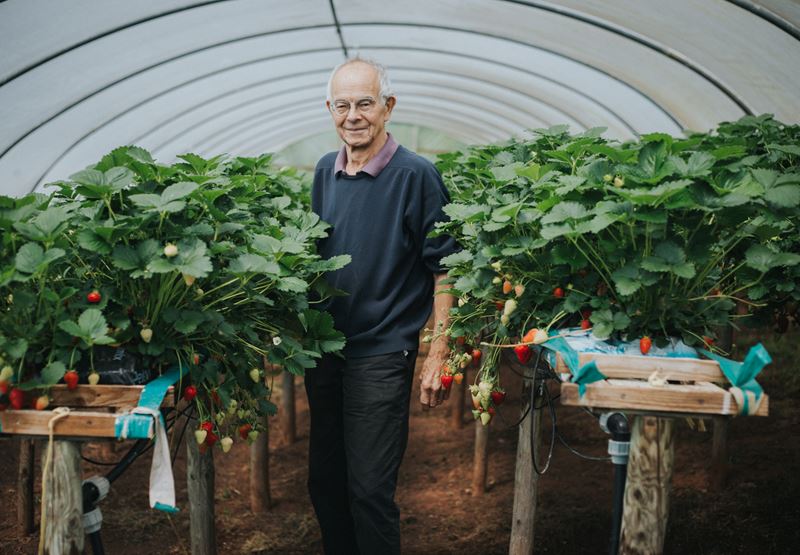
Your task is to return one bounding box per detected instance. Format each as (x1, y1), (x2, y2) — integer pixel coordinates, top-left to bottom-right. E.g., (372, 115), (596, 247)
(419, 272), (456, 407)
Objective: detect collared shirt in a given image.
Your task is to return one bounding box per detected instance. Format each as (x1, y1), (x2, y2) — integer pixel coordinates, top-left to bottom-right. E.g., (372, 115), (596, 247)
(312, 141), (460, 357)
(333, 132), (400, 178)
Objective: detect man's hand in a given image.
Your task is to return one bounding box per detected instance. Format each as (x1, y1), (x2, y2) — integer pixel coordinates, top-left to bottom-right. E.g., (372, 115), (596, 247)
(420, 347), (449, 407)
(419, 272), (456, 407)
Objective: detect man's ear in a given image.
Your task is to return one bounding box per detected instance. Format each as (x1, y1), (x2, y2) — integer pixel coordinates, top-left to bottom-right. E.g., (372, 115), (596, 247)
(384, 96), (397, 121)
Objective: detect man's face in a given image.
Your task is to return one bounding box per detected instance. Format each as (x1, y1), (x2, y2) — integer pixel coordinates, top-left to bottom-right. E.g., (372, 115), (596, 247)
(327, 62), (395, 149)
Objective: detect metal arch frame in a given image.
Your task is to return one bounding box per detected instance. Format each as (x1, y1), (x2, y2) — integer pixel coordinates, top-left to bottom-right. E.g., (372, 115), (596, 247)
(0, 0), (235, 86)
(722, 0), (800, 41)
(143, 71), (564, 153)
(191, 95), (519, 155)
(163, 84), (548, 155)
(343, 22), (687, 130)
(2, 12), (698, 162)
(497, 0), (762, 115)
(25, 39), (652, 189)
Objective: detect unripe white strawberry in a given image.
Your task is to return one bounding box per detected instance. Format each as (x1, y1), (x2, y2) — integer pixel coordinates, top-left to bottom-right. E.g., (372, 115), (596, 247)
(514, 284), (525, 298)
(88, 372), (100, 386)
(480, 411), (492, 426)
(220, 436), (233, 453)
(0, 365), (13, 382)
(533, 329), (549, 344)
(140, 328), (153, 343)
(194, 429), (207, 444)
(503, 299), (517, 316)
(500, 314), (510, 326)
(183, 273), (196, 286)
(247, 430), (260, 442)
(491, 261), (502, 271)
(249, 368), (261, 383)
(492, 276), (502, 285)
(163, 243), (179, 258)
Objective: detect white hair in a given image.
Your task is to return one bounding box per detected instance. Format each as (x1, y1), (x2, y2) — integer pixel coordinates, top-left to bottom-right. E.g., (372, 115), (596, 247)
(325, 56), (395, 103)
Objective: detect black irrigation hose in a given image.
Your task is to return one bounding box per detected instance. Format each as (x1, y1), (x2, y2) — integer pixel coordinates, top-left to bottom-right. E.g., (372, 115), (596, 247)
(531, 372), (557, 475)
(555, 427), (610, 462)
(80, 404), (194, 468)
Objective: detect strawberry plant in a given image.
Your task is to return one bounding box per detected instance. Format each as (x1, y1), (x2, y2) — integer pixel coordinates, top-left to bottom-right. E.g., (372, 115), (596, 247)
(0, 147), (348, 443)
(433, 115), (799, 393)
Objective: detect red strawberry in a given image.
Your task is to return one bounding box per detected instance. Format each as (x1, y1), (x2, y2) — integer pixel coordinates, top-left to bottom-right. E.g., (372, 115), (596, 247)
(488, 406), (496, 416)
(0, 381), (9, 395)
(471, 349), (482, 363)
(553, 287), (565, 298)
(35, 395), (49, 411)
(640, 336), (652, 355)
(441, 375), (454, 389)
(192, 353), (200, 365)
(87, 290), (101, 304)
(205, 431), (218, 447)
(581, 309), (592, 319)
(183, 385), (197, 402)
(200, 421), (214, 433)
(502, 280), (513, 294)
(514, 344), (533, 364)
(495, 301), (504, 311)
(239, 423), (252, 440)
(64, 370), (79, 390)
(9, 388), (24, 410)
(491, 390), (506, 406)
(456, 336), (466, 346)
(580, 319), (591, 330)
(210, 390), (221, 406)
(702, 336), (714, 347)
(522, 329), (537, 344)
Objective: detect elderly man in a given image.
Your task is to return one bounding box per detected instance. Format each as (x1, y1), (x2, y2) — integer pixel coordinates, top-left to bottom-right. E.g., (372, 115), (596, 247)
(305, 57), (459, 554)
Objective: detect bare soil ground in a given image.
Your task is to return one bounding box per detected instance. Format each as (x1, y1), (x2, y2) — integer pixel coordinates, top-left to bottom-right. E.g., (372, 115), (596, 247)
(1, 329), (798, 554)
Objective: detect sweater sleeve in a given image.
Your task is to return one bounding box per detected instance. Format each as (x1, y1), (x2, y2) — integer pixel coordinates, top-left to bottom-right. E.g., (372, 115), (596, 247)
(414, 163), (461, 273)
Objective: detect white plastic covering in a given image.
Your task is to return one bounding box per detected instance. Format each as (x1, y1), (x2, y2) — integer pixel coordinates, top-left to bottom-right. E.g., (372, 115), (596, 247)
(1, 0), (798, 195)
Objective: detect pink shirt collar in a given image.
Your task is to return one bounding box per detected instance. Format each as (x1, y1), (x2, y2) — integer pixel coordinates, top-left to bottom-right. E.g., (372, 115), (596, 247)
(334, 133), (399, 177)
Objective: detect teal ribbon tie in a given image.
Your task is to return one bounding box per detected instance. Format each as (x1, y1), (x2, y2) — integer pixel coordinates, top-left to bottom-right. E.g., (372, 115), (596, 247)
(114, 365), (187, 439)
(542, 335), (606, 397)
(699, 343), (771, 415)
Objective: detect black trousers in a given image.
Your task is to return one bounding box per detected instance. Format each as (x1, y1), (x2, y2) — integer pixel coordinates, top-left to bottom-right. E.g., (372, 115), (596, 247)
(305, 349), (417, 555)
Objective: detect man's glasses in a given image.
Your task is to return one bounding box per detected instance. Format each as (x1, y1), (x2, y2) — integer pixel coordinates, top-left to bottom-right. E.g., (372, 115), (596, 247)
(330, 97), (381, 116)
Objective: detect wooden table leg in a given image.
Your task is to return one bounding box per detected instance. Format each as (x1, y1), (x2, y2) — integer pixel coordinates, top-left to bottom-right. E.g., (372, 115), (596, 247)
(187, 435), (217, 555)
(41, 440), (83, 554)
(620, 416), (675, 555)
(250, 416), (271, 513)
(472, 419), (490, 495)
(509, 378), (542, 555)
(17, 438), (35, 535)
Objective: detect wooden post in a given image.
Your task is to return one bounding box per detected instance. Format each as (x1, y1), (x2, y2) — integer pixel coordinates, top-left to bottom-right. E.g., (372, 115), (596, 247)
(41, 440), (83, 555)
(280, 371), (296, 444)
(471, 418), (490, 495)
(17, 438), (35, 535)
(709, 324), (733, 491)
(187, 435), (217, 555)
(451, 368), (466, 429)
(250, 415), (271, 513)
(710, 416), (729, 491)
(509, 378), (542, 554)
(620, 416), (675, 555)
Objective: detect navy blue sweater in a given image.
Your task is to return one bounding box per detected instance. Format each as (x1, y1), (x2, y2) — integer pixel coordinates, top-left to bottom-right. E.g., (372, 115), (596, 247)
(311, 145), (459, 357)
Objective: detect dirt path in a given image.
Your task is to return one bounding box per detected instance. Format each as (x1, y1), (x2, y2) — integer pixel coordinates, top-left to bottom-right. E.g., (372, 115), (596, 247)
(2, 332), (798, 554)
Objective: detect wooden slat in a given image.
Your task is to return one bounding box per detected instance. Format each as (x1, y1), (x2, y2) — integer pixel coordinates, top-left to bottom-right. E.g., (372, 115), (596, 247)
(555, 352), (725, 383)
(49, 384), (175, 408)
(1, 410), (120, 438)
(560, 380), (769, 417)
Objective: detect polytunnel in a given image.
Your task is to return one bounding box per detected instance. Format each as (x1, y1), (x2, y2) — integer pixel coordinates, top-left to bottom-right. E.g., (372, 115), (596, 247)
(1, 0), (799, 193)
